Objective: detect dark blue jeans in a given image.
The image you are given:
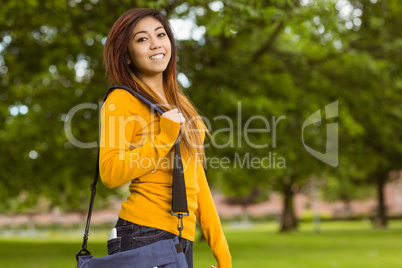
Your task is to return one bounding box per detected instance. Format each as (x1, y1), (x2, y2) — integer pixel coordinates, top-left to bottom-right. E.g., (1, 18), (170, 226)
(107, 218), (193, 268)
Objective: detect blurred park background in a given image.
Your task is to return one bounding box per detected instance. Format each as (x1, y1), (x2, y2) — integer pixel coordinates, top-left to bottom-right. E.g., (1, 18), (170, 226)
(0, 0), (401, 267)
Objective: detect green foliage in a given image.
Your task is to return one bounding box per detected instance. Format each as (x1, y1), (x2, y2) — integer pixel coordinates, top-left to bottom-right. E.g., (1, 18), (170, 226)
(0, 0), (401, 213)
(321, 174), (375, 203)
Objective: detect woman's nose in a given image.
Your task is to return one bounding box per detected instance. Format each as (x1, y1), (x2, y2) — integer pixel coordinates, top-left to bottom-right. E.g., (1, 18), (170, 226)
(150, 38), (162, 49)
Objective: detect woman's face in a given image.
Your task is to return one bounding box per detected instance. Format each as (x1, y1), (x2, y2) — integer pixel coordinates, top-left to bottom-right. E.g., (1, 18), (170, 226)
(127, 16), (172, 79)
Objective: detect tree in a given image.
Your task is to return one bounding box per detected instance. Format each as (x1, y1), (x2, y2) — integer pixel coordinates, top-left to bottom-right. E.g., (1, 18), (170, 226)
(1, 0), (400, 234)
(317, 0), (402, 227)
(0, 0), (160, 211)
(178, 0), (401, 231)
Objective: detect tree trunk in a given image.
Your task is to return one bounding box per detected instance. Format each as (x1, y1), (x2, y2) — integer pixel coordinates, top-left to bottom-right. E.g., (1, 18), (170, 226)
(280, 178), (298, 232)
(374, 175), (388, 228)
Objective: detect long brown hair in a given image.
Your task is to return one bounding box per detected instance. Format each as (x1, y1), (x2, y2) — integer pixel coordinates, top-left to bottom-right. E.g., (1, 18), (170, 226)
(104, 8), (207, 160)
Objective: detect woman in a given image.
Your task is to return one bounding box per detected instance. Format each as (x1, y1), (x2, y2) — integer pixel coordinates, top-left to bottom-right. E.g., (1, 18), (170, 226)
(100, 8), (231, 268)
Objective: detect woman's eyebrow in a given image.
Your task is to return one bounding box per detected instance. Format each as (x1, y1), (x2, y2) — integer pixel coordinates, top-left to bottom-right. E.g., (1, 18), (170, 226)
(133, 26), (164, 38)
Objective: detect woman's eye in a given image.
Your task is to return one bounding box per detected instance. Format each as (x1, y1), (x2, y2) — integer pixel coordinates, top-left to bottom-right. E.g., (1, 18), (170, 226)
(158, 32), (166, 37)
(137, 37), (147, 42)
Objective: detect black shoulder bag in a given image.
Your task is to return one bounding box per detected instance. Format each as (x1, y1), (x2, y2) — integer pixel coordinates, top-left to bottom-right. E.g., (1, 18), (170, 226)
(76, 85), (189, 268)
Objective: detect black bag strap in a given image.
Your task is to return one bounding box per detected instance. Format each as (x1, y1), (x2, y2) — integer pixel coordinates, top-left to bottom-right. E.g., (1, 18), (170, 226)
(76, 85), (188, 261)
(76, 148), (100, 260)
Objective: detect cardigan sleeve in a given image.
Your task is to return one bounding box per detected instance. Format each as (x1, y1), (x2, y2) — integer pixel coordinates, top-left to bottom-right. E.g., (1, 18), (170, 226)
(195, 166), (232, 268)
(99, 89), (181, 188)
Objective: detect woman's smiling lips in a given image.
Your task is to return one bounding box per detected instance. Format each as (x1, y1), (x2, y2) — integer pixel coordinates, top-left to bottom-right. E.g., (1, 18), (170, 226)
(149, 53), (165, 60)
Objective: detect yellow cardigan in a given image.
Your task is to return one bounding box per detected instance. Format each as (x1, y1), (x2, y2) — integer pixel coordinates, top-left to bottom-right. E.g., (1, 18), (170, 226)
(99, 89), (231, 267)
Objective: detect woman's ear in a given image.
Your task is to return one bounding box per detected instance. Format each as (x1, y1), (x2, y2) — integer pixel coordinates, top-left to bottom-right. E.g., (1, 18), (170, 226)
(125, 55), (131, 65)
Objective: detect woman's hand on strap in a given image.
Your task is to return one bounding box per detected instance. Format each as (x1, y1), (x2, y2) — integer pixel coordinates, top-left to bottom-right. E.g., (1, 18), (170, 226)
(162, 109), (185, 125)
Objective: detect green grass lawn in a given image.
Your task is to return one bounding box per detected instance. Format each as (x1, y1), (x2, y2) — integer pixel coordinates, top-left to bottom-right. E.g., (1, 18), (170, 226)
(0, 220), (401, 268)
